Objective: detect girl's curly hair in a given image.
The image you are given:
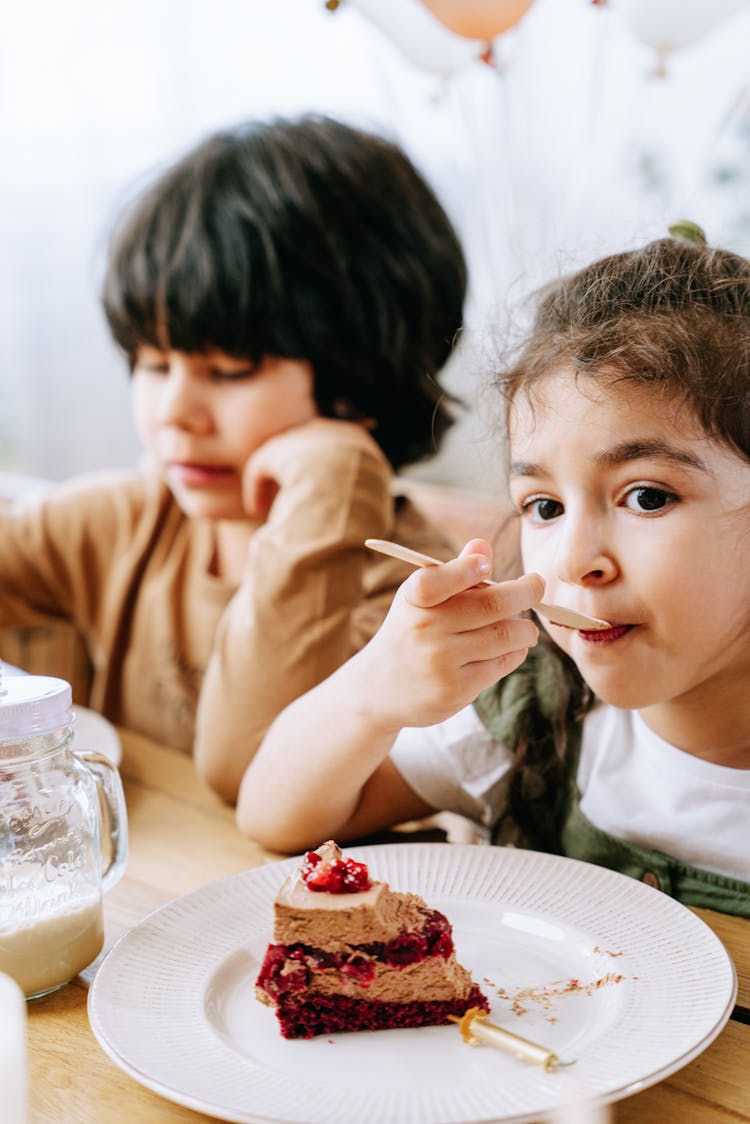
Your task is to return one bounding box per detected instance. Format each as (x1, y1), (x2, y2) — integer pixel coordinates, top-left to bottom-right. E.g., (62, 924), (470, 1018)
(488, 234), (750, 847)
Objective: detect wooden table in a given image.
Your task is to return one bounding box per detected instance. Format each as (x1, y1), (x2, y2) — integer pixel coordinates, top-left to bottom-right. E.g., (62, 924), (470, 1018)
(27, 729), (750, 1123)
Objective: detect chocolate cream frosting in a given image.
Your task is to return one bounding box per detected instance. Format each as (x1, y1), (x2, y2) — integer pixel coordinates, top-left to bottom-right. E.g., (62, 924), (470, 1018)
(266, 842), (477, 1003)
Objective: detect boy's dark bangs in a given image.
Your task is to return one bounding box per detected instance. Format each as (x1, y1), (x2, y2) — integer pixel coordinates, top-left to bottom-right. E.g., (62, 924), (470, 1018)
(157, 244), (262, 360)
(165, 250), (267, 360)
(105, 178), (279, 363)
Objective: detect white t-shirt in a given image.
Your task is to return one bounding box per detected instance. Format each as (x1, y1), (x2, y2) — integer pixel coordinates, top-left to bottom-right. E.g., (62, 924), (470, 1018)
(390, 703), (750, 881)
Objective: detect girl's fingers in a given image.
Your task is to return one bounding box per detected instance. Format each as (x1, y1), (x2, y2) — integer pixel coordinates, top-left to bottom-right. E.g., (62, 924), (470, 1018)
(414, 619), (538, 683)
(404, 552), (492, 607)
(465, 646), (531, 685)
(405, 561), (544, 624)
(455, 616), (539, 663)
(458, 537), (493, 564)
(451, 579), (545, 634)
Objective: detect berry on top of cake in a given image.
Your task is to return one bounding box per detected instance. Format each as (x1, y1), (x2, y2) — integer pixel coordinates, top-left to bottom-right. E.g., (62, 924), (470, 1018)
(300, 842), (371, 893)
(255, 840), (489, 1039)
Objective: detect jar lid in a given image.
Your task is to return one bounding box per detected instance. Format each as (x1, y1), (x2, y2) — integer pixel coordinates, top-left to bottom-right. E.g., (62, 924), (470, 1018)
(0, 675), (73, 737)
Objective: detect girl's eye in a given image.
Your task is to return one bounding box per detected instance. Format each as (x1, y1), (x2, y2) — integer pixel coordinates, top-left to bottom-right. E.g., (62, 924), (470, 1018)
(622, 485), (677, 514)
(520, 496), (564, 522)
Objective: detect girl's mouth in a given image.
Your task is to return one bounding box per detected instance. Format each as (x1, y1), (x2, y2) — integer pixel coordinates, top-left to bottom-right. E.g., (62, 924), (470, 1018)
(577, 624), (631, 644)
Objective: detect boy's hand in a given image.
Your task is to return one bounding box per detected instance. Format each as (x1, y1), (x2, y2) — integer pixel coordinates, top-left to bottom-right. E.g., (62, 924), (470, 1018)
(242, 417), (386, 521)
(347, 540), (544, 732)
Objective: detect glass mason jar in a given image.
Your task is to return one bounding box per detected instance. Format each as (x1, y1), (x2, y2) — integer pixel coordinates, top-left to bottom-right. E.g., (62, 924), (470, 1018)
(0, 674), (128, 998)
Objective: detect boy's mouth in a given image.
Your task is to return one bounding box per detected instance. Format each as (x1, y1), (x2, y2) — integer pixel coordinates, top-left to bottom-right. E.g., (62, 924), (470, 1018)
(168, 462), (234, 487)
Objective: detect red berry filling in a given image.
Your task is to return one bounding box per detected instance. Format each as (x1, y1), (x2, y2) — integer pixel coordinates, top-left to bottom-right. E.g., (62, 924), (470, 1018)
(256, 908), (455, 1000)
(301, 850), (371, 894)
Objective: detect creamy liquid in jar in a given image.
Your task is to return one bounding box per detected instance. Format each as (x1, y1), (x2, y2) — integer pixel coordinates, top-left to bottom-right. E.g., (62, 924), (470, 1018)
(0, 897), (104, 998)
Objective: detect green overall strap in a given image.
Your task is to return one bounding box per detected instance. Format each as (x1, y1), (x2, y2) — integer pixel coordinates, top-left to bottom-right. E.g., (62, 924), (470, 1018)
(559, 731), (750, 918)
(474, 648), (750, 918)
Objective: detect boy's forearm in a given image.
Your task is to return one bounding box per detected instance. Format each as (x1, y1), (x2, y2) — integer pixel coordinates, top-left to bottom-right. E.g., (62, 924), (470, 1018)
(193, 448), (394, 802)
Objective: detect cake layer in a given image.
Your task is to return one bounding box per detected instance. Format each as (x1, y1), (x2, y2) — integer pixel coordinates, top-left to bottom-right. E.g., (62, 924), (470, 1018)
(272, 986), (490, 1039)
(257, 940), (477, 1004)
(274, 878), (436, 948)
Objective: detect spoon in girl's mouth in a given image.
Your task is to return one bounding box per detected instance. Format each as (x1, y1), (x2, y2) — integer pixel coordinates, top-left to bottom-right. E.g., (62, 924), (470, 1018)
(365, 539), (612, 632)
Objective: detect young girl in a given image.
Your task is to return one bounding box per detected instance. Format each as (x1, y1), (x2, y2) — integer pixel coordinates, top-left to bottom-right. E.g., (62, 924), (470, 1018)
(237, 230), (750, 918)
(0, 115), (466, 802)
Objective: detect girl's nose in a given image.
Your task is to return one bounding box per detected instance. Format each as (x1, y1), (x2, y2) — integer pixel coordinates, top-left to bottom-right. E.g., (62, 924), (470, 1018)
(554, 512), (619, 587)
(158, 359), (211, 433)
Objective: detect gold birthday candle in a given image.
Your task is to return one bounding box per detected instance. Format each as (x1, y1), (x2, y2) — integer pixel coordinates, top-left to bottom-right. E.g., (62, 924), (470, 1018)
(449, 1007), (574, 1071)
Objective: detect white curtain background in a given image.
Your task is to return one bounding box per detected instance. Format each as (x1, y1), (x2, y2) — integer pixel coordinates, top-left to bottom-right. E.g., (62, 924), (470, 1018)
(2, 0), (749, 490)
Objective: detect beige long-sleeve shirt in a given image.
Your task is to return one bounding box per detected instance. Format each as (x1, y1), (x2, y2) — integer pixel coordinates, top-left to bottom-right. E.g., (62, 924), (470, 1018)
(0, 446), (449, 800)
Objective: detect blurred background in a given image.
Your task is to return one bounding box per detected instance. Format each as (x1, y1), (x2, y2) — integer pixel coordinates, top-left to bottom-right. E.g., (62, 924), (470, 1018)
(2, 0), (749, 494)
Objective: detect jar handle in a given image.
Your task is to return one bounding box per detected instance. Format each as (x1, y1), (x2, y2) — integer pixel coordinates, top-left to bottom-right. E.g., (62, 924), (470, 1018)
(79, 752), (129, 891)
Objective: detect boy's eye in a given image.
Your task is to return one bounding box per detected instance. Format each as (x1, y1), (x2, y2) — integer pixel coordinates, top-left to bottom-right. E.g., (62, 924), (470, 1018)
(520, 496), (564, 522)
(133, 349), (169, 375)
(209, 366), (255, 382)
(623, 486), (676, 513)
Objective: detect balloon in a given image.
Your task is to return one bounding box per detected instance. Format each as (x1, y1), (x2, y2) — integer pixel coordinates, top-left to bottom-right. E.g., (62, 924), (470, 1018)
(418, 0), (536, 41)
(338, 0), (484, 76)
(616, 0), (749, 54)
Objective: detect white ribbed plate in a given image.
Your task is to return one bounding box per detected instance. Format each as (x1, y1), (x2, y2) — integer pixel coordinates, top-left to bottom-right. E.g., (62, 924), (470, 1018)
(88, 844), (736, 1123)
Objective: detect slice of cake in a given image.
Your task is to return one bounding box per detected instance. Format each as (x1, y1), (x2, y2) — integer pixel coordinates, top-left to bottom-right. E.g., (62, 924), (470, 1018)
(255, 840), (489, 1039)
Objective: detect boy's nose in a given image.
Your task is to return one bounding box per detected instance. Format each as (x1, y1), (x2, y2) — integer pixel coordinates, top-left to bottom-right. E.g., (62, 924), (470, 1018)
(158, 361), (211, 432)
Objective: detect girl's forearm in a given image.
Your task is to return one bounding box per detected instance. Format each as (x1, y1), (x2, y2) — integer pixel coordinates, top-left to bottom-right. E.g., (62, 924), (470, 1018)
(235, 655), (402, 852)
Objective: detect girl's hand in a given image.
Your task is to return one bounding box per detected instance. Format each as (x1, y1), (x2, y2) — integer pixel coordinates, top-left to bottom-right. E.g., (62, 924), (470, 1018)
(242, 417), (386, 521)
(346, 540), (544, 733)
(236, 540), (542, 852)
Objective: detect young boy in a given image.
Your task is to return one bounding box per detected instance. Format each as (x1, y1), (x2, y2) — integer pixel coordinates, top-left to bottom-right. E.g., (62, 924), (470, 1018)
(0, 115), (466, 802)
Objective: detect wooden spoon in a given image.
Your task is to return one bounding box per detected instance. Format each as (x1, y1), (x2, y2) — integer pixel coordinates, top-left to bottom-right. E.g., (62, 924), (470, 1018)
(365, 539), (611, 631)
